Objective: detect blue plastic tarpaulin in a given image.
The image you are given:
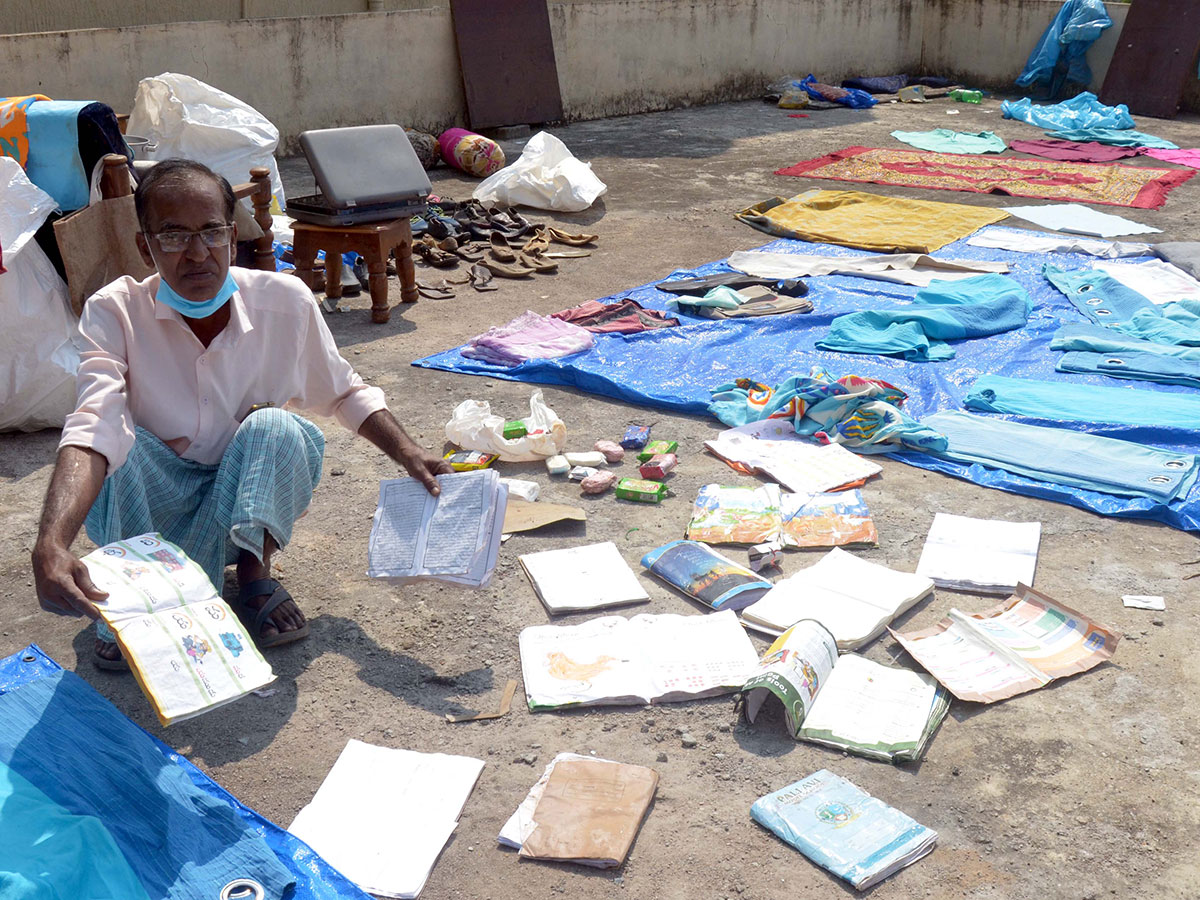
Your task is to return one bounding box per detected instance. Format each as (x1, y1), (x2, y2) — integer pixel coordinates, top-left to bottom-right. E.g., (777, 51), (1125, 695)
(415, 228), (1200, 532)
(1015, 0), (1112, 96)
(0, 644), (370, 900)
(1002, 92), (1134, 131)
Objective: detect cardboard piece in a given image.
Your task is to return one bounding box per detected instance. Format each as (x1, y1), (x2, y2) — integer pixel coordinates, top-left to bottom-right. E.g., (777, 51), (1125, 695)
(502, 499), (586, 533)
(519, 759), (658, 868)
(54, 195), (154, 316)
(445, 679), (518, 723)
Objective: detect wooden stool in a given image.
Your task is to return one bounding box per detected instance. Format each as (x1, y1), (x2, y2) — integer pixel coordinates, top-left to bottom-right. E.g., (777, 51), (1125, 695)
(291, 218), (418, 323)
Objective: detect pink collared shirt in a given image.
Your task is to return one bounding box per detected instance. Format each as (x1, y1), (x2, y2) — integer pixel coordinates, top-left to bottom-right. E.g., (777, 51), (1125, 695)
(60, 267), (387, 475)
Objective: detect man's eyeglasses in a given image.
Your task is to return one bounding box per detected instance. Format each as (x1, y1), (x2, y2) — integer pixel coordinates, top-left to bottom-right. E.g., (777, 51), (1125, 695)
(145, 225), (234, 254)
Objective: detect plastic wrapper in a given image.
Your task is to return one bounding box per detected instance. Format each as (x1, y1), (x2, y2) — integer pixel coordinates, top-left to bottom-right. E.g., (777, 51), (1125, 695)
(473, 132), (607, 212)
(1015, 0), (1112, 93)
(445, 389), (566, 462)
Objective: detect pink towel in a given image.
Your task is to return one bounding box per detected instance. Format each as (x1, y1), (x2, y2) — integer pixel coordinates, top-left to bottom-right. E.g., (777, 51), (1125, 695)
(1142, 148), (1200, 170)
(462, 311), (594, 367)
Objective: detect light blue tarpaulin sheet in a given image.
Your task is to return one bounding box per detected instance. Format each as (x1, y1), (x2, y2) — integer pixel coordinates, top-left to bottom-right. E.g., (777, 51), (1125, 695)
(414, 227), (1200, 531)
(1015, 0), (1112, 95)
(1001, 92), (1134, 131)
(0, 644), (371, 900)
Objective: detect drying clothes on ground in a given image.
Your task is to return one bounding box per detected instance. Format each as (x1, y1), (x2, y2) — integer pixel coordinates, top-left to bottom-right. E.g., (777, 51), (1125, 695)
(796, 75), (876, 108)
(966, 225), (1151, 259)
(1000, 92), (1134, 131)
(1051, 323), (1200, 361)
(1152, 242), (1200, 280)
(964, 374), (1200, 429)
(728, 249), (1008, 286)
(735, 189), (1007, 254)
(673, 285), (814, 319)
(841, 75), (909, 94)
(551, 298), (679, 334)
(708, 368), (946, 453)
(1142, 148), (1200, 169)
(1045, 127), (1178, 150)
(775, 146), (1192, 210)
(1043, 264), (1157, 326)
(1057, 350), (1200, 389)
(1008, 138), (1142, 163)
(817, 274), (1032, 361)
(921, 410), (1198, 502)
(890, 129), (1007, 154)
(1093, 259), (1200, 306)
(461, 310), (594, 367)
(1002, 203), (1160, 237)
(0, 670), (295, 900)
(655, 271), (808, 298)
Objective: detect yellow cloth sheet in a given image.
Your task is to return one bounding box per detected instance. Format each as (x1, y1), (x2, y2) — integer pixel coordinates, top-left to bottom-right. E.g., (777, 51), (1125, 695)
(735, 189), (1008, 253)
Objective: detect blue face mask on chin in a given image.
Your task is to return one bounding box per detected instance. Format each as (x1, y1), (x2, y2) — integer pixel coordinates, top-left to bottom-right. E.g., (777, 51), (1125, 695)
(154, 269), (238, 319)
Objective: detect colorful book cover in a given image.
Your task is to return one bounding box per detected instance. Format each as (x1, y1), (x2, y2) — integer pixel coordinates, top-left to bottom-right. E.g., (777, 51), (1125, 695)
(781, 490), (877, 549)
(686, 484), (782, 545)
(640, 540), (772, 611)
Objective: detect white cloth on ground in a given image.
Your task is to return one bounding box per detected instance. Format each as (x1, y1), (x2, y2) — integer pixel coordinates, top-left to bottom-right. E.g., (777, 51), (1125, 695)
(1002, 203), (1160, 238)
(727, 250), (1008, 287)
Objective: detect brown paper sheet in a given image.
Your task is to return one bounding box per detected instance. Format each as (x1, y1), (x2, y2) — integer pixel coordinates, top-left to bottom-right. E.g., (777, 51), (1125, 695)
(445, 679), (517, 723)
(54, 195), (154, 316)
(520, 759), (658, 868)
(502, 500), (585, 534)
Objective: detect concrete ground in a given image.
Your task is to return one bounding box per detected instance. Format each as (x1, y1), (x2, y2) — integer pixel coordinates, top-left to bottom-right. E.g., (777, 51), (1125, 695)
(3, 95), (1200, 900)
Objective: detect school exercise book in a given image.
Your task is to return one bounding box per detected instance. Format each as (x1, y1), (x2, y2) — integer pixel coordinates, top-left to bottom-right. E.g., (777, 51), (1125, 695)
(742, 620), (949, 763)
(81, 533), (275, 727)
(367, 469), (508, 587)
(519, 542), (650, 614)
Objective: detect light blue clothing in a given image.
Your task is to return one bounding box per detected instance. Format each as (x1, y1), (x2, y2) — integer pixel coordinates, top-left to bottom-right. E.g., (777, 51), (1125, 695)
(1043, 264), (1156, 326)
(1051, 323), (1200, 361)
(1045, 127), (1178, 149)
(86, 408), (325, 589)
(1118, 300), (1200, 347)
(0, 760), (151, 900)
(0, 671), (295, 900)
(1057, 350), (1200, 389)
(922, 410), (1198, 502)
(890, 129), (1007, 154)
(1001, 91), (1133, 131)
(964, 374), (1200, 429)
(24, 100), (91, 211)
(817, 274), (1032, 361)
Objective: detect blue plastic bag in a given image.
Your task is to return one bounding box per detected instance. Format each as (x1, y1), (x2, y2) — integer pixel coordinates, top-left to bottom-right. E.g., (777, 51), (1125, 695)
(797, 75), (877, 109)
(1016, 0), (1112, 96)
(1001, 91), (1134, 131)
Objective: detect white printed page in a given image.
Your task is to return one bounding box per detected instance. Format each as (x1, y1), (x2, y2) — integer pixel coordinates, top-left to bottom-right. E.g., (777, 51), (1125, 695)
(289, 740), (484, 899)
(367, 478), (433, 577)
(519, 616), (651, 709)
(638, 610), (760, 702)
(893, 618), (1042, 703)
(422, 472), (492, 577)
(801, 655), (940, 749)
(916, 513), (1040, 592)
(519, 542), (649, 613)
(83, 533), (218, 620)
(705, 426), (881, 494)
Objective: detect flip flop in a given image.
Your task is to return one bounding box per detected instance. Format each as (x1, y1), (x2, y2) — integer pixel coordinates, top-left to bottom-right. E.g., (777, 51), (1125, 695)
(234, 578), (310, 649)
(470, 263), (498, 291)
(93, 642), (131, 672)
(417, 279), (456, 300)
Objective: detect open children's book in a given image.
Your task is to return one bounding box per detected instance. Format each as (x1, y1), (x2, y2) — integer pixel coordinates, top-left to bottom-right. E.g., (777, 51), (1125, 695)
(739, 548), (934, 649)
(742, 620), (949, 763)
(81, 533), (275, 727)
(890, 583), (1120, 703)
(685, 485), (878, 549)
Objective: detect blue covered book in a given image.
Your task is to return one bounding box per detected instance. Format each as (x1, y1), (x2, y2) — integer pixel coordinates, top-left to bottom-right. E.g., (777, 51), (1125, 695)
(750, 770), (937, 890)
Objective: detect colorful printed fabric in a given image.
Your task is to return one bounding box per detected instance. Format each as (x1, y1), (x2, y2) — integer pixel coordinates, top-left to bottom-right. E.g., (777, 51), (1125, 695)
(0, 94), (51, 166)
(890, 129), (1007, 155)
(462, 310), (594, 366)
(817, 273), (1032, 361)
(708, 367), (947, 454)
(735, 189), (1007, 254)
(1142, 148), (1200, 169)
(437, 127), (505, 177)
(1009, 138), (1141, 163)
(775, 146), (1194, 210)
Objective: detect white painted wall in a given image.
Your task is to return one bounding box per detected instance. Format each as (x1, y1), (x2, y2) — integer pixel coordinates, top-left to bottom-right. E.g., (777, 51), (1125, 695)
(0, 0), (1152, 153)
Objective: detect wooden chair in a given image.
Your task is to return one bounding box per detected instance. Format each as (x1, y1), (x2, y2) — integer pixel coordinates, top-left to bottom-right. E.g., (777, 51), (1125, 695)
(98, 153), (276, 271)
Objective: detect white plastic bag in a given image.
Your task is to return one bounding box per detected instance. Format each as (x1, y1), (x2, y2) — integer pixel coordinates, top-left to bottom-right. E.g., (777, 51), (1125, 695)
(0, 158), (80, 432)
(127, 73), (286, 212)
(472, 132), (606, 212)
(445, 389), (567, 461)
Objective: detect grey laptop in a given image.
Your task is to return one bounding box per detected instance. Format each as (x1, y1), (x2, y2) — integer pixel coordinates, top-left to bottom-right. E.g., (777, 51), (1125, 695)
(287, 124), (431, 226)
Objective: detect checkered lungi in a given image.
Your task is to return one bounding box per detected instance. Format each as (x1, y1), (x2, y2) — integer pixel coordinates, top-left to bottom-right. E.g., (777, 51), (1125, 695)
(87, 407), (325, 592)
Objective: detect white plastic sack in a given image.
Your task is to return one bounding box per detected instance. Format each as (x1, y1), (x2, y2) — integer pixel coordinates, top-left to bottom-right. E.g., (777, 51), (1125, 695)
(126, 73), (286, 212)
(472, 132), (606, 212)
(445, 389), (567, 461)
(0, 157), (80, 432)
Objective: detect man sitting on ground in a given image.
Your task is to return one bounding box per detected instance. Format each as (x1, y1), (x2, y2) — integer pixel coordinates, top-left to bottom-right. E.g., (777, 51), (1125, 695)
(31, 158), (450, 668)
